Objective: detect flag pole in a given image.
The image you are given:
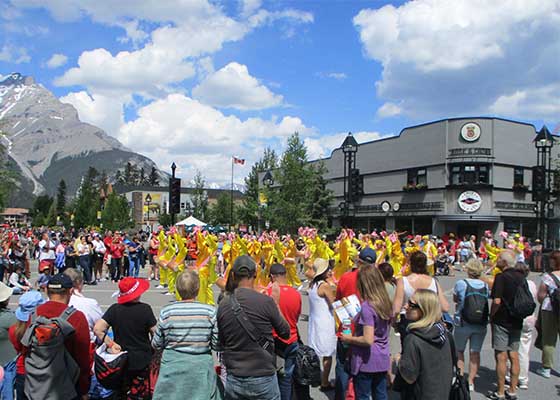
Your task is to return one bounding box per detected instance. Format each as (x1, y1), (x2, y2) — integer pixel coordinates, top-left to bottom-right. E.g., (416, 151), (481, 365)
(231, 156), (234, 230)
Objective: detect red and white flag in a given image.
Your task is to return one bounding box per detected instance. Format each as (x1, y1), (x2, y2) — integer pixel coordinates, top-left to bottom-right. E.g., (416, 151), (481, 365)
(233, 156), (245, 165)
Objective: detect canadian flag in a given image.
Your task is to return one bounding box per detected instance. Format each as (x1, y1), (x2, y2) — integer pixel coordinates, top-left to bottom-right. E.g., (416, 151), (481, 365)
(233, 156), (245, 165)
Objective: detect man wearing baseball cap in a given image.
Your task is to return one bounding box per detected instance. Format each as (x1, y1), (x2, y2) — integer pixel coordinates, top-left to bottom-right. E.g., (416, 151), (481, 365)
(335, 247), (376, 400)
(25, 273), (91, 399)
(218, 255), (290, 400)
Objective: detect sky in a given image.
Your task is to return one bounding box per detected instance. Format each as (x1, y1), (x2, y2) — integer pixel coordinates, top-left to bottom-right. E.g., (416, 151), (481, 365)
(0, 0), (559, 186)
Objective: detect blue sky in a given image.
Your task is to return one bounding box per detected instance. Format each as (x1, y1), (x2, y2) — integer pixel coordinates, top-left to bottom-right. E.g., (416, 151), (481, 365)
(1, 0), (559, 184)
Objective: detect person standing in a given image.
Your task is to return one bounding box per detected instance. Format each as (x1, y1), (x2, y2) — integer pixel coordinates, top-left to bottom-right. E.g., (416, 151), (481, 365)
(488, 250), (525, 400)
(77, 236), (92, 284)
(532, 239), (543, 273)
(91, 234), (106, 283)
(217, 255), (290, 400)
(128, 237), (141, 278)
(340, 266), (392, 400)
(536, 250), (560, 378)
(266, 264), (302, 400)
(307, 258), (336, 391)
(0, 282), (16, 400)
(38, 232), (56, 274)
(109, 234), (125, 282)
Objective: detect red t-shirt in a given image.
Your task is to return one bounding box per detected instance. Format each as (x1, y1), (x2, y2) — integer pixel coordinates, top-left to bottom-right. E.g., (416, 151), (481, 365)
(11, 301), (91, 395)
(110, 242), (124, 258)
(266, 285), (301, 344)
(336, 268), (359, 301)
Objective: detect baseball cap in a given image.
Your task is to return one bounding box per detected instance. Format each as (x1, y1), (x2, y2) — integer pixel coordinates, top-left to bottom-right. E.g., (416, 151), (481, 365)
(358, 247), (376, 264)
(15, 291), (45, 322)
(47, 273), (73, 290)
(232, 255), (256, 276)
(270, 263), (286, 275)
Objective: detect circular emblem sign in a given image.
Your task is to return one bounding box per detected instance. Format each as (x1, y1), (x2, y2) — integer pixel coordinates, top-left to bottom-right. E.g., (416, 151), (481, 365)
(460, 122), (481, 142)
(458, 191), (482, 213)
(381, 201), (391, 213)
(393, 202), (400, 212)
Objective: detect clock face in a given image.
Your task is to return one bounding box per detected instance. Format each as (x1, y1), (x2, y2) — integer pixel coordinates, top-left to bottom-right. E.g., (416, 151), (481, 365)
(393, 202), (400, 212)
(460, 122), (481, 142)
(458, 191), (482, 213)
(381, 201), (391, 213)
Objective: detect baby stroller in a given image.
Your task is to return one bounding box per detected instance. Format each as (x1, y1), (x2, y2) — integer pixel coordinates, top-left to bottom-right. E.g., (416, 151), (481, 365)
(435, 255), (450, 276)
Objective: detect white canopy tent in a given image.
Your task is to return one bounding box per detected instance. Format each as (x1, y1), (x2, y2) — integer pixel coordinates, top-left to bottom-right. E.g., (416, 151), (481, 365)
(175, 215), (206, 226)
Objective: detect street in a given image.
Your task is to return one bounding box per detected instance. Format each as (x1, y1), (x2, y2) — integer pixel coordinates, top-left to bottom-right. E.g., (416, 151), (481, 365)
(13, 262), (560, 400)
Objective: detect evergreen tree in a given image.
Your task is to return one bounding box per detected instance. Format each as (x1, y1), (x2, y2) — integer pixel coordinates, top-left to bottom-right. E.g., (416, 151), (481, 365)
(268, 132), (313, 233)
(45, 200), (57, 226)
(159, 212), (172, 227)
(98, 171), (108, 195)
(73, 169), (99, 228)
(209, 192), (234, 226)
(101, 193), (131, 231)
(139, 167), (146, 185)
(308, 162), (333, 231)
(32, 195), (53, 221)
(148, 166), (160, 186)
(191, 171), (208, 221)
(238, 148), (278, 229)
(114, 170), (125, 185)
(123, 162), (137, 185)
(55, 179), (67, 215)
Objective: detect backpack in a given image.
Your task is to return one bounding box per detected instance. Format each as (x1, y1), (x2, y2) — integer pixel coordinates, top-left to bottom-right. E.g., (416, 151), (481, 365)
(547, 273), (560, 315)
(294, 344), (321, 387)
(506, 279), (536, 320)
(460, 280), (489, 325)
(20, 306), (80, 400)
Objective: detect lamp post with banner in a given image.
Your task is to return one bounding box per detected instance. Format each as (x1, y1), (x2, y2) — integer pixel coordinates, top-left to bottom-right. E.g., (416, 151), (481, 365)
(340, 132), (358, 227)
(533, 126), (556, 248)
(145, 193), (152, 232)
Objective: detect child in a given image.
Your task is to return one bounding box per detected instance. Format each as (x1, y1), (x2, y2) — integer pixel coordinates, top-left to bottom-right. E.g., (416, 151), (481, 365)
(36, 265), (52, 292)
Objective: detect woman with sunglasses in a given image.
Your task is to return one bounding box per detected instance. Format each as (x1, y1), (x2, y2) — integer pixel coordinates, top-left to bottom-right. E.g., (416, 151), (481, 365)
(396, 289), (453, 400)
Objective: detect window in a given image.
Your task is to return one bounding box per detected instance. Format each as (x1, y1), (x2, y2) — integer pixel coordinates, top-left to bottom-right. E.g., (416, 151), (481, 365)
(407, 168), (427, 186)
(514, 167), (524, 186)
(449, 164), (490, 185)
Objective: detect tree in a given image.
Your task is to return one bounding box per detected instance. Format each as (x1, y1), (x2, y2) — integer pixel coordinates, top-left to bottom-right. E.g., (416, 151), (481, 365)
(148, 166), (160, 186)
(45, 200), (57, 226)
(191, 170), (208, 221)
(114, 170), (125, 185)
(123, 162), (137, 185)
(307, 162), (333, 232)
(209, 192), (234, 226)
(73, 170), (99, 228)
(267, 132), (314, 233)
(55, 179), (67, 215)
(159, 212), (172, 227)
(238, 147), (278, 229)
(101, 193), (131, 231)
(32, 195), (53, 224)
(139, 167), (146, 185)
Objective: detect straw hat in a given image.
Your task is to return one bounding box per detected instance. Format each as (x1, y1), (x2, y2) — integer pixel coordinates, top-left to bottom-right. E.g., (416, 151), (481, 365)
(313, 258), (329, 277)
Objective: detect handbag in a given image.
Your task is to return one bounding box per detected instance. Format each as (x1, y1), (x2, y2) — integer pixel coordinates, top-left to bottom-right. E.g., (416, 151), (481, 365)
(448, 334), (470, 400)
(94, 342), (128, 390)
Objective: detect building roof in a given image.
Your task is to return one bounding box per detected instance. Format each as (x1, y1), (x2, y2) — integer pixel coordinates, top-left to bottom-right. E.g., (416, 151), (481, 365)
(113, 184), (245, 200)
(0, 208), (30, 216)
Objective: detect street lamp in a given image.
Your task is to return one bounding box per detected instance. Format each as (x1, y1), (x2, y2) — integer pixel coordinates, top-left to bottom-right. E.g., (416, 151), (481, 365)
(341, 132), (358, 227)
(533, 125), (555, 247)
(260, 170), (274, 231)
(145, 193), (152, 231)
(263, 170), (274, 187)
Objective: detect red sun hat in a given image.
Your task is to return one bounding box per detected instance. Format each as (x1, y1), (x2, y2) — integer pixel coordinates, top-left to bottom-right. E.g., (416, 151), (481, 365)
(116, 277), (150, 304)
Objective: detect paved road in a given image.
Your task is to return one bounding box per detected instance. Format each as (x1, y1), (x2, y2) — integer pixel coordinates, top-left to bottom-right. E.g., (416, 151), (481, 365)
(13, 262), (559, 400)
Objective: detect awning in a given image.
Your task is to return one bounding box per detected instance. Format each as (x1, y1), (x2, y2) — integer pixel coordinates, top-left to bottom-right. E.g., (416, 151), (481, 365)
(436, 215), (501, 222)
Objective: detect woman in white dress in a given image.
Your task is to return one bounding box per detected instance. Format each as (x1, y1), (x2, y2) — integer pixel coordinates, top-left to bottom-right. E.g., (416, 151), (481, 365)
(308, 257), (337, 391)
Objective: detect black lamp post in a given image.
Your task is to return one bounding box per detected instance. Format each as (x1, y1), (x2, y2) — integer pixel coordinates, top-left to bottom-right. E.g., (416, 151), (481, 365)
(534, 126), (555, 248)
(341, 132), (358, 227)
(170, 162), (177, 226)
(145, 193), (152, 231)
(261, 171), (274, 231)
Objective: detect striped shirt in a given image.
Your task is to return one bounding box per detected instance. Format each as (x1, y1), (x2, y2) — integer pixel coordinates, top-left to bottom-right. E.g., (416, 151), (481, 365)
(152, 301), (219, 355)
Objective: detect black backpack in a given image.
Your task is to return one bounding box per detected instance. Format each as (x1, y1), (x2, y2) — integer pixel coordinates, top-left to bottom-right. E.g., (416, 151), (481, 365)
(294, 344), (321, 387)
(506, 279), (536, 320)
(547, 273), (560, 315)
(460, 280), (489, 325)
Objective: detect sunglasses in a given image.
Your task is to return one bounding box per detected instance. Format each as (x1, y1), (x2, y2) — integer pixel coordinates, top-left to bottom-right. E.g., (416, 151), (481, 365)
(407, 300), (420, 309)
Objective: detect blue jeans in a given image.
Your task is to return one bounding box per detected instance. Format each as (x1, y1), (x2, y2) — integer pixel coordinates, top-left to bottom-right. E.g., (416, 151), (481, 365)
(278, 343), (298, 400)
(335, 340), (350, 400)
(354, 371), (388, 400)
(1, 359), (17, 400)
(225, 373), (280, 400)
(129, 257), (139, 277)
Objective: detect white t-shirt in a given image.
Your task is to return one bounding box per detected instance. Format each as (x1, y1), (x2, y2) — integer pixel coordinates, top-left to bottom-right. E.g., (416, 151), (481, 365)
(92, 239), (106, 254)
(9, 272), (28, 290)
(541, 272), (560, 312)
(77, 243), (90, 256)
(38, 240), (56, 261)
(69, 291), (103, 342)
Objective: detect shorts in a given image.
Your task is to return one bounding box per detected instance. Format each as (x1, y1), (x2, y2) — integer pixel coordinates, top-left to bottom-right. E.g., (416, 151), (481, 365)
(454, 322), (487, 353)
(492, 324), (521, 352)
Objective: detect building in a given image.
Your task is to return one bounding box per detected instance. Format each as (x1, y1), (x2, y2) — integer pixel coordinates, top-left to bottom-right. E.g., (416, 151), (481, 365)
(114, 185), (244, 229)
(0, 208), (30, 226)
(317, 117), (558, 241)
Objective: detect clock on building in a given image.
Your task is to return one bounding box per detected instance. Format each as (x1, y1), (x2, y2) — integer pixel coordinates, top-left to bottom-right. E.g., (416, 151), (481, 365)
(381, 201), (391, 213)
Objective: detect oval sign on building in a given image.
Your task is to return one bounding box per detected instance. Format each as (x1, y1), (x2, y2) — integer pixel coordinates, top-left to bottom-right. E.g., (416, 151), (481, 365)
(460, 122), (481, 142)
(458, 191), (482, 213)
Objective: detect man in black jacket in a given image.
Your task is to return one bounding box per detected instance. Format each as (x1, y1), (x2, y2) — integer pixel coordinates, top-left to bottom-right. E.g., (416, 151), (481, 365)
(218, 255), (290, 400)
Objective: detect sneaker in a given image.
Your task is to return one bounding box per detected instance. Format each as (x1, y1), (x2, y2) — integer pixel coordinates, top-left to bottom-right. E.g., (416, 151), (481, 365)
(536, 367), (551, 378)
(155, 285), (165, 289)
(469, 383), (474, 392)
(518, 382), (528, 390)
(505, 391), (518, 400)
(487, 391), (505, 400)
(165, 292), (174, 296)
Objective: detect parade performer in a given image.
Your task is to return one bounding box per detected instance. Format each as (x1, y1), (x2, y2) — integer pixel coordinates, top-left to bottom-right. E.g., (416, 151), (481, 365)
(155, 230), (171, 289)
(385, 232), (406, 278)
(422, 235), (438, 276)
(166, 232), (187, 299)
(195, 230), (219, 305)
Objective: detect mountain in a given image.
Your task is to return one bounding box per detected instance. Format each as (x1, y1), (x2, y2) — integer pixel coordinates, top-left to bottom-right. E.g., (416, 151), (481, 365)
(0, 73), (164, 205)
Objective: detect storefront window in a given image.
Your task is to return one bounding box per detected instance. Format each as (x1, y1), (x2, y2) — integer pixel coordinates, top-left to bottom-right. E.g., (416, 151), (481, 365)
(407, 168), (427, 185)
(514, 167), (524, 186)
(449, 164), (490, 185)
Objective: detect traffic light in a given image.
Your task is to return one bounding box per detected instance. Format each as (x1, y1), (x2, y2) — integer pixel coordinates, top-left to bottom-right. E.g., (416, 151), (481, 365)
(169, 177), (181, 214)
(532, 165), (546, 201)
(350, 168), (363, 199)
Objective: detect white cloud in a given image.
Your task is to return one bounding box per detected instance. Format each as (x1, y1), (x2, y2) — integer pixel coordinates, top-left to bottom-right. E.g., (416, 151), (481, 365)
(353, 0), (560, 120)
(0, 44), (30, 63)
(60, 91), (126, 136)
(118, 94), (314, 183)
(317, 72), (347, 80)
(376, 102), (401, 118)
(489, 84), (560, 121)
(305, 131), (387, 160)
(45, 53), (68, 68)
(192, 62), (283, 110)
